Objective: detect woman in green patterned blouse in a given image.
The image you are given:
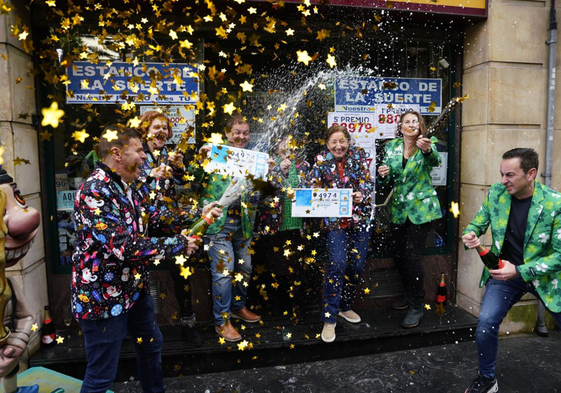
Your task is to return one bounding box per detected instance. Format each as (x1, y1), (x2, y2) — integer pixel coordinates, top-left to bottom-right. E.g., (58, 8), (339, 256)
(378, 111), (442, 329)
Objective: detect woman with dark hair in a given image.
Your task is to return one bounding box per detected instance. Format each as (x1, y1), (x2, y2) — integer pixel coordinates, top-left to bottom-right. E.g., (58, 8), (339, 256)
(305, 124), (374, 343)
(377, 110), (442, 328)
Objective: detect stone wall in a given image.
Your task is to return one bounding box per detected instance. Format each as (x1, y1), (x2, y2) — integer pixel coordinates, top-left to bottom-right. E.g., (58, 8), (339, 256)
(459, 0), (560, 332)
(0, 0), (47, 362)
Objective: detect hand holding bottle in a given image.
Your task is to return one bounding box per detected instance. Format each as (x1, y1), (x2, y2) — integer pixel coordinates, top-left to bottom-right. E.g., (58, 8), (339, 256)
(180, 234), (199, 256)
(378, 164), (389, 178)
(202, 201), (222, 218)
(489, 260), (519, 281)
(416, 136), (432, 154)
(461, 231), (480, 249)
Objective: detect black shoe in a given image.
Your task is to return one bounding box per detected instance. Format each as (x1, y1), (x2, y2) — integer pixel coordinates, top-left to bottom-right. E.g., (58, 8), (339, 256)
(181, 316), (203, 348)
(465, 372), (498, 393)
(402, 308), (423, 328)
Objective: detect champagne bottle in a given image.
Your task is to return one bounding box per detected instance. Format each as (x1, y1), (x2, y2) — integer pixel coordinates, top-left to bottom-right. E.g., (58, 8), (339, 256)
(436, 273), (447, 306)
(435, 273), (447, 315)
(182, 212), (215, 239)
(41, 305), (56, 348)
(476, 245), (505, 270)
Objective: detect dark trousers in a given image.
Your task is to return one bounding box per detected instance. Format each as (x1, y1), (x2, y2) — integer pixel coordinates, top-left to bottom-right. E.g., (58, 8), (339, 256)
(170, 261), (194, 318)
(79, 293), (164, 393)
(391, 219), (432, 302)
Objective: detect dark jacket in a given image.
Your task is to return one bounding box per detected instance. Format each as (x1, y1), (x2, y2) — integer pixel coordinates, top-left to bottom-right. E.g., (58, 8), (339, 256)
(71, 162), (191, 320)
(303, 145), (374, 231)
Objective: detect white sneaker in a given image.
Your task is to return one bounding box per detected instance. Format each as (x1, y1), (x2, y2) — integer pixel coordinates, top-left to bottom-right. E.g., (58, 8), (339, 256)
(321, 322), (336, 343)
(339, 309), (361, 323)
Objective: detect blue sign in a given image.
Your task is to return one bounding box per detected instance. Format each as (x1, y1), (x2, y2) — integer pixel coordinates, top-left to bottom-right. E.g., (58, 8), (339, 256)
(66, 61), (199, 105)
(334, 77), (442, 115)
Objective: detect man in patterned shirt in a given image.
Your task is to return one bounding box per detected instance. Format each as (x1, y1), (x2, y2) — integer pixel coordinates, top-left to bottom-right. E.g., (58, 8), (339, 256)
(71, 125), (199, 393)
(462, 148), (561, 393)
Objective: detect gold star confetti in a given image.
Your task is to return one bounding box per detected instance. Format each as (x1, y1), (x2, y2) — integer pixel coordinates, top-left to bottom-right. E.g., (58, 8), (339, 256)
(240, 80), (253, 92)
(128, 116), (142, 128)
(238, 340), (249, 351)
(72, 129), (90, 143)
(450, 201), (460, 218)
(102, 129), (118, 142)
(296, 50), (313, 66)
(205, 133), (224, 145)
(56, 336), (64, 344)
(31, 323), (38, 332)
(40, 130), (52, 141)
(424, 304), (431, 310)
(223, 102), (237, 115)
(180, 266), (193, 279)
(137, 337), (143, 344)
(175, 255), (187, 266)
(41, 102), (64, 128)
(326, 54), (337, 68)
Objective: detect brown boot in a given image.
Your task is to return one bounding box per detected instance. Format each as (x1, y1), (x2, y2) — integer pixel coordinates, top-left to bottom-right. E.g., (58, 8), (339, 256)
(231, 307), (261, 323)
(215, 323), (242, 342)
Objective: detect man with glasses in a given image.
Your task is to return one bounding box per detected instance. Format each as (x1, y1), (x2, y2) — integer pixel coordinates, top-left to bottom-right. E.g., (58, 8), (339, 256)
(190, 114), (261, 342)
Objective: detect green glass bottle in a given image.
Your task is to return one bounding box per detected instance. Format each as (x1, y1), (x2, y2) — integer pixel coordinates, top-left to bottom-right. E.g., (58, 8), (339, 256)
(476, 245), (504, 270)
(182, 213), (214, 240)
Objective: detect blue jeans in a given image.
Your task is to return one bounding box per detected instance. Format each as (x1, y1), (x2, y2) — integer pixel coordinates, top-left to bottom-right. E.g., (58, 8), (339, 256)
(205, 216), (252, 325)
(477, 276), (561, 379)
(79, 293), (164, 393)
(322, 226), (371, 323)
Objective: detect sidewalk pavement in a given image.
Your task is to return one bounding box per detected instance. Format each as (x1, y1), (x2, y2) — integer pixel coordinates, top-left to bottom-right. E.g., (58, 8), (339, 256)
(111, 330), (561, 392)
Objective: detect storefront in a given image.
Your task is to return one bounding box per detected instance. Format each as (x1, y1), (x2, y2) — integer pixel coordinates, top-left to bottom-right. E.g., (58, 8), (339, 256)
(6, 0), (558, 359)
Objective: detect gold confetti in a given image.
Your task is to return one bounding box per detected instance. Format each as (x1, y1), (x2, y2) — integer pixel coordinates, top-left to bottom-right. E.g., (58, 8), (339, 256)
(296, 50), (313, 66)
(450, 201), (460, 218)
(41, 102), (64, 128)
(72, 129), (90, 143)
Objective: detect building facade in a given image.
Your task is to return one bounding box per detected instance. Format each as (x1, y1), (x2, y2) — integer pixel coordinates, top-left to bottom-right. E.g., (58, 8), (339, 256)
(0, 0), (559, 363)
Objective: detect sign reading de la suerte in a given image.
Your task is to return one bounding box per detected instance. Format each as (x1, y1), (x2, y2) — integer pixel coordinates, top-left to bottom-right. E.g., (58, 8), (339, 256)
(334, 77), (441, 115)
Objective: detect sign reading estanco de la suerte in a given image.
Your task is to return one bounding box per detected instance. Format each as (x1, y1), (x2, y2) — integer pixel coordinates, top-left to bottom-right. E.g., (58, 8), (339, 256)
(334, 76), (442, 115)
(66, 61), (199, 105)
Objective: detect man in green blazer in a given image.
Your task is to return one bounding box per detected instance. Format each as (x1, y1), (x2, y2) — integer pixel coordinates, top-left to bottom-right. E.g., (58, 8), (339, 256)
(462, 148), (561, 393)
(190, 114), (261, 343)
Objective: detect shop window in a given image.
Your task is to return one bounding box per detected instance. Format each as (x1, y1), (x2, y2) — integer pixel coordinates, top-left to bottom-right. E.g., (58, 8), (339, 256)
(34, 5), (460, 273)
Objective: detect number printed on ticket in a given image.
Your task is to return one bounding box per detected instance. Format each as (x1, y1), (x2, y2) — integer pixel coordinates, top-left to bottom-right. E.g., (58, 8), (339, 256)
(291, 188), (353, 218)
(203, 144), (269, 180)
